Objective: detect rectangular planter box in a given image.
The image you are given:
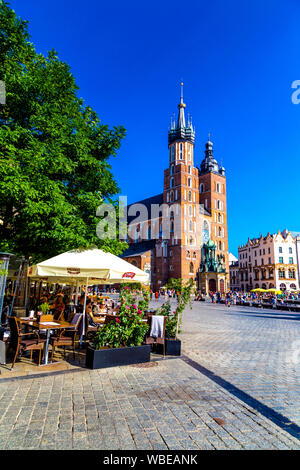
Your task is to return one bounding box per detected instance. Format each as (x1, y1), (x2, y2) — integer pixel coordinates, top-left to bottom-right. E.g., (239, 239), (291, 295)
(165, 338), (181, 356)
(86, 344), (151, 369)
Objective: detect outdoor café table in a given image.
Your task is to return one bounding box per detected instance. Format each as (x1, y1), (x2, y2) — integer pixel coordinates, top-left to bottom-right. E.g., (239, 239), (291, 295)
(25, 320), (76, 365)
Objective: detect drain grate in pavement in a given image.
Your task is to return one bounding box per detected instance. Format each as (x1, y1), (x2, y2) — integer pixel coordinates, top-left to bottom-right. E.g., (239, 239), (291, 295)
(130, 362), (158, 368)
(213, 417), (226, 426)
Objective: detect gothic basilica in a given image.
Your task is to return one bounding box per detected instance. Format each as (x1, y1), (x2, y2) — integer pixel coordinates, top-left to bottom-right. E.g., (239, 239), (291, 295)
(122, 85), (229, 293)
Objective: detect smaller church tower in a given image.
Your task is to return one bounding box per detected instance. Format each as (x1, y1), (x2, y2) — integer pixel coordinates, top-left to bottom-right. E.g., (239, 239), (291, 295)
(198, 136), (229, 291)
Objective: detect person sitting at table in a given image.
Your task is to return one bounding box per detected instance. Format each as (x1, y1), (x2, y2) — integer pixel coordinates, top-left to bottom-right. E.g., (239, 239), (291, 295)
(50, 295), (65, 321)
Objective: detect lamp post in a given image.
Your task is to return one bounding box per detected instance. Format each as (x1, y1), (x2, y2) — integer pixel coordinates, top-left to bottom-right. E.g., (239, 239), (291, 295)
(0, 252), (13, 319)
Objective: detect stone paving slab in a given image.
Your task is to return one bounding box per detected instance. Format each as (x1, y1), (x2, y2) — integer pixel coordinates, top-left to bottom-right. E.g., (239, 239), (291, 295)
(177, 301), (300, 432)
(0, 355), (299, 450)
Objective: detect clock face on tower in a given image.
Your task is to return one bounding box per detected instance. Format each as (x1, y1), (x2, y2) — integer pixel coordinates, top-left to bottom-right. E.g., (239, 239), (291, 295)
(202, 229), (209, 243)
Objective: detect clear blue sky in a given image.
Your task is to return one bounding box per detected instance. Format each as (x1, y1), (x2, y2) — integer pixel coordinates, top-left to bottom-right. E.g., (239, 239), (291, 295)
(10, 0), (300, 255)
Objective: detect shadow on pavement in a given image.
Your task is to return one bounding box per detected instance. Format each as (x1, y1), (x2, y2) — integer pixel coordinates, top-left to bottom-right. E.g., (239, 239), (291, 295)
(181, 354), (300, 441)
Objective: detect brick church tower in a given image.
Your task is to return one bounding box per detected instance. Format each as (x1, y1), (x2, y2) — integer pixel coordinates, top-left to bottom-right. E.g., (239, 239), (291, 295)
(198, 138), (230, 291)
(122, 84), (229, 292)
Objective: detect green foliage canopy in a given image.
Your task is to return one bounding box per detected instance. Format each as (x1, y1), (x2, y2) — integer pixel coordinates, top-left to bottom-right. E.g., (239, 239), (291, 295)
(0, 1), (127, 262)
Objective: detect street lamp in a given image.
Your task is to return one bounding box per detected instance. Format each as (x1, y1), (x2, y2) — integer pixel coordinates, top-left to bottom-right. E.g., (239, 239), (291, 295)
(0, 252), (13, 319)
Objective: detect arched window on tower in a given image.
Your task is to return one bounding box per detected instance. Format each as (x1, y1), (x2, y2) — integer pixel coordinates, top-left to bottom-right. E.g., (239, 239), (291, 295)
(189, 220), (193, 232)
(188, 144), (192, 161)
(170, 146), (174, 161)
(188, 177), (192, 187)
(189, 262), (194, 274)
(170, 191), (174, 202)
(170, 165), (174, 175)
(170, 177), (174, 188)
(188, 191), (192, 202)
(200, 183), (204, 193)
(179, 143), (183, 159)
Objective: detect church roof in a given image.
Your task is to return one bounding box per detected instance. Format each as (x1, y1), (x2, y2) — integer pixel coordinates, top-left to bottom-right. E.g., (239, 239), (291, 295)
(121, 240), (156, 258)
(127, 193), (164, 224)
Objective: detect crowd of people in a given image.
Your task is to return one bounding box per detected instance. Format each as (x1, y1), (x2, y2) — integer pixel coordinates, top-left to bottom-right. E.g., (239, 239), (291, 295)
(207, 290), (300, 307)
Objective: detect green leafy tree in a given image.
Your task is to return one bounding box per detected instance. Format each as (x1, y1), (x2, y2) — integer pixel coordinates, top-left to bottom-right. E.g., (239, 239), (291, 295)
(0, 1), (127, 262)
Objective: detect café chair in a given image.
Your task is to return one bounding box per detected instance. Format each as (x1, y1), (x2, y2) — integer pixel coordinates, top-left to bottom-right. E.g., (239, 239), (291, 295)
(8, 317), (46, 369)
(145, 315), (166, 356)
(50, 314), (82, 361)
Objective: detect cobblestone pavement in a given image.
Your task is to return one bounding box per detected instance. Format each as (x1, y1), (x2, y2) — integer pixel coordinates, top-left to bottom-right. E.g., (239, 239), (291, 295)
(179, 301), (300, 432)
(0, 300), (299, 450)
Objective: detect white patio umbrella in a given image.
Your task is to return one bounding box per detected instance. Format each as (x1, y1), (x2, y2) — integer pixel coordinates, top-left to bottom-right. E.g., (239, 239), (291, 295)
(27, 248), (149, 341)
(28, 248), (149, 284)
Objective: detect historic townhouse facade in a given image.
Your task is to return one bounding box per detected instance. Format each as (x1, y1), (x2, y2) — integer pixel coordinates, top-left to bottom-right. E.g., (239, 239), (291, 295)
(233, 229), (299, 292)
(122, 85), (229, 292)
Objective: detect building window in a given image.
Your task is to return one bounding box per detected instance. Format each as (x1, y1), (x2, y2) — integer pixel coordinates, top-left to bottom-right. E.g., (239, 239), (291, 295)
(279, 270), (285, 279)
(289, 257), (294, 264)
(170, 146), (174, 161)
(189, 262), (194, 274)
(189, 220), (193, 232)
(188, 177), (192, 187)
(289, 247), (292, 254)
(188, 191), (192, 202)
(170, 165), (174, 175)
(216, 183), (221, 193)
(163, 242), (167, 257)
(200, 183), (204, 193)
(279, 257), (283, 264)
(170, 177), (174, 188)
(179, 143), (183, 159)
(188, 144), (191, 161)
(279, 247), (282, 253)
(188, 165), (191, 174)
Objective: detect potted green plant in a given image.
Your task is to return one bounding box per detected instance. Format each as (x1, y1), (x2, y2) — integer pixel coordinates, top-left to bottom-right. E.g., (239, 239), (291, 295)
(86, 284), (151, 369)
(38, 302), (51, 315)
(156, 278), (194, 356)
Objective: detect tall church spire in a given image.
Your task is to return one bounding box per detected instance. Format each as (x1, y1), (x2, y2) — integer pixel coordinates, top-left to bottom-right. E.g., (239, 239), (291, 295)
(168, 83), (195, 145)
(177, 82), (186, 129)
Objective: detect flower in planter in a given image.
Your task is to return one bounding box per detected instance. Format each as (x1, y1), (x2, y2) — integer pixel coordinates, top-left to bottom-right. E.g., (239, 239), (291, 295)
(92, 283), (150, 350)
